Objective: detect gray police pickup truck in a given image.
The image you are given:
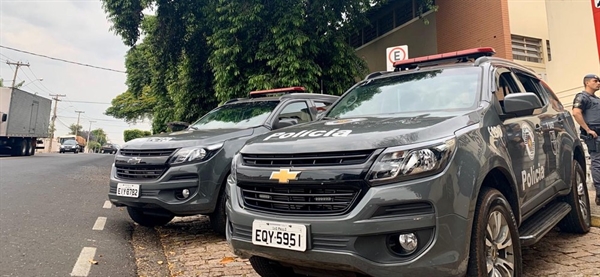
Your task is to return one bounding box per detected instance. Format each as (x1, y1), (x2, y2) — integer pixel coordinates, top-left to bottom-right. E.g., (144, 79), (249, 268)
(107, 87), (338, 235)
(226, 48), (592, 277)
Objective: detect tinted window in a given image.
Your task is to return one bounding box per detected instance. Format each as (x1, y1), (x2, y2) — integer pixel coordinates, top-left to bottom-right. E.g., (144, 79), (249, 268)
(314, 101), (333, 114)
(325, 67), (481, 119)
(189, 101), (279, 130)
(63, 140), (76, 145)
(514, 71), (547, 105)
(277, 102), (312, 124)
(540, 81), (565, 112)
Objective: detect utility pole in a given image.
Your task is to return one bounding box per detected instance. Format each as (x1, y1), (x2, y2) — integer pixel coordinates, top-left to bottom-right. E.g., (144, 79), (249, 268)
(6, 61), (30, 88)
(48, 94), (66, 152)
(85, 121), (96, 153)
(74, 110), (85, 137)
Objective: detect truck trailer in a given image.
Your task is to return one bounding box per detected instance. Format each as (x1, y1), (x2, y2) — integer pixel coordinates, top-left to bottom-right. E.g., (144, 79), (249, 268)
(0, 87), (52, 156)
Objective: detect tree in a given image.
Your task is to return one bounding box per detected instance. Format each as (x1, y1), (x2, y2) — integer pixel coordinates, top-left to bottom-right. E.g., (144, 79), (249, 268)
(88, 141), (102, 153)
(124, 129), (152, 142)
(0, 78), (4, 87)
(68, 124), (83, 136)
(91, 129), (109, 145)
(101, 0), (436, 133)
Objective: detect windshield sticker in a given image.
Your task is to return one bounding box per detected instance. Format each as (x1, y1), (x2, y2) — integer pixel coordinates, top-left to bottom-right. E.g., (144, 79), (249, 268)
(264, 128), (352, 141)
(324, 118), (367, 125)
(521, 123), (535, 160)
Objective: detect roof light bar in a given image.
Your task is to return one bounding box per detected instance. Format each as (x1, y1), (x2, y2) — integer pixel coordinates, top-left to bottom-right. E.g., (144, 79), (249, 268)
(393, 47), (496, 71)
(249, 86), (306, 98)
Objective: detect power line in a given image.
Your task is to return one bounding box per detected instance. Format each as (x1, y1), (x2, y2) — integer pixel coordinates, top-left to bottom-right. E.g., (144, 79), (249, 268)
(26, 67), (55, 95)
(6, 61), (29, 88)
(0, 45), (126, 73)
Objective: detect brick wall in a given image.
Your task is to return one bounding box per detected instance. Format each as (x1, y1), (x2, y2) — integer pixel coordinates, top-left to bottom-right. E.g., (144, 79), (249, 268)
(435, 0), (513, 59)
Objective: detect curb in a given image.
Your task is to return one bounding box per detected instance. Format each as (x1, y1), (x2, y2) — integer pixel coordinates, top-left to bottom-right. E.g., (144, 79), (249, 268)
(592, 214), (600, 228)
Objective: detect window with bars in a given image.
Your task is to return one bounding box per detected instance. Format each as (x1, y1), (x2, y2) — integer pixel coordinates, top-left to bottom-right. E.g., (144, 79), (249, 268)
(511, 35), (543, 63)
(378, 11), (394, 35)
(546, 40), (552, 62)
(349, 0), (434, 48)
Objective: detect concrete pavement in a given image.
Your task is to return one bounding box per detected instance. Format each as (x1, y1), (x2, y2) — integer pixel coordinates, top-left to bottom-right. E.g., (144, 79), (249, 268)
(146, 196), (600, 277)
(128, 175), (600, 277)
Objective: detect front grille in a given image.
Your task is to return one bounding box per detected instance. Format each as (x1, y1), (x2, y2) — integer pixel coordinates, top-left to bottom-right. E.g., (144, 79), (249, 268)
(239, 185), (361, 215)
(120, 149), (176, 157)
(242, 149), (374, 167)
(116, 165), (167, 180)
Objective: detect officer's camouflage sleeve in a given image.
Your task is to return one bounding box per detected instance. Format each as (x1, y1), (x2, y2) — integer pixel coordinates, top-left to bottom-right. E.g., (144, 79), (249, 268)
(573, 93), (588, 110)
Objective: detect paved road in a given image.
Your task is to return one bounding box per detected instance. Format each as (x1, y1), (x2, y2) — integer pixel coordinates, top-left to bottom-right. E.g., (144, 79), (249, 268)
(0, 153), (135, 277)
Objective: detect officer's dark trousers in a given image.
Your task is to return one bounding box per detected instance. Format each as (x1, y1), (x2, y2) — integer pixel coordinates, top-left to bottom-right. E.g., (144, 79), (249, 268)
(589, 151), (600, 197)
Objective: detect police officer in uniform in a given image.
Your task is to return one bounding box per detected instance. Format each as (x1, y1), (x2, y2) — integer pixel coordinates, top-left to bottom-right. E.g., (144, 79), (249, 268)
(572, 73), (600, 205)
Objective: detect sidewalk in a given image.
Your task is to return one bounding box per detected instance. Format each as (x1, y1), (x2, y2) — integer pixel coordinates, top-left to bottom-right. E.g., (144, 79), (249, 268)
(590, 188), (600, 227)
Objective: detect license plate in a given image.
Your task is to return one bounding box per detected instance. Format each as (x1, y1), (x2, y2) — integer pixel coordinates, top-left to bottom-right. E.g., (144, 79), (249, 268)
(116, 183), (140, 198)
(252, 220), (307, 252)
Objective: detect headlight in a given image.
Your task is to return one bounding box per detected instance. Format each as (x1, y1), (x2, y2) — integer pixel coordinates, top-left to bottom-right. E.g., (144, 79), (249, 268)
(229, 152), (241, 185)
(368, 137), (456, 185)
(168, 142), (224, 165)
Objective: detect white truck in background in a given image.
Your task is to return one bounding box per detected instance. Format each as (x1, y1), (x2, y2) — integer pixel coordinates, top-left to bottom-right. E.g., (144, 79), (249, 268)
(0, 87), (52, 156)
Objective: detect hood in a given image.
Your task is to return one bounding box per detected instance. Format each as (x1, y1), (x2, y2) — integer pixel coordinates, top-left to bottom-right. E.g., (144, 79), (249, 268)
(122, 128), (254, 149)
(241, 112), (479, 154)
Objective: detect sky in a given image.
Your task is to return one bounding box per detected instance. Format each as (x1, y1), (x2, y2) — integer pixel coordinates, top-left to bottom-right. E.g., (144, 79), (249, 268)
(0, 0), (153, 145)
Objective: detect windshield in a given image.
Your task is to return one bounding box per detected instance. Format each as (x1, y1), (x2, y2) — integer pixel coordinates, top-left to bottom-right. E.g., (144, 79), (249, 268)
(188, 101), (279, 130)
(63, 140), (76, 145)
(325, 67), (482, 119)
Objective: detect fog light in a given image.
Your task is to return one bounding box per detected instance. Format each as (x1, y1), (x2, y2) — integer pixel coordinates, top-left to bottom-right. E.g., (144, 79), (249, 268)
(182, 189), (190, 198)
(398, 233), (418, 253)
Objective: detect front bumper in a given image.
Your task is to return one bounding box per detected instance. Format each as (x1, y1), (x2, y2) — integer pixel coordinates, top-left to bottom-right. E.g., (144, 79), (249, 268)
(108, 151), (228, 216)
(227, 166), (474, 277)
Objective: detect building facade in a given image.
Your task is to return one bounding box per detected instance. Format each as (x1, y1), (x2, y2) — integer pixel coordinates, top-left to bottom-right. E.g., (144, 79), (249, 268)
(353, 0), (600, 108)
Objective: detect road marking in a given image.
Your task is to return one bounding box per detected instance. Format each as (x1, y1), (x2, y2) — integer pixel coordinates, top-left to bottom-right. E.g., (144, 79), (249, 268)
(70, 247), (96, 276)
(92, 217), (107, 231)
(102, 201), (112, 209)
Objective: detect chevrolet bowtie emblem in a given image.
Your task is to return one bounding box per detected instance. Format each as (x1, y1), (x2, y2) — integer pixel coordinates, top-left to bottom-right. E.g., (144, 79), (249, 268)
(270, 168), (301, 184)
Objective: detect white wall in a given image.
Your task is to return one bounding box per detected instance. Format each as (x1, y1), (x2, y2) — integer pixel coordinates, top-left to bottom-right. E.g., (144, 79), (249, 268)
(545, 0), (600, 108)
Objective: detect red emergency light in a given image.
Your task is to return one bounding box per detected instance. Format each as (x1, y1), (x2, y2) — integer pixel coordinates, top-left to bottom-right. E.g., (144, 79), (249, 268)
(249, 86), (306, 98)
(393, 47), (496, 71)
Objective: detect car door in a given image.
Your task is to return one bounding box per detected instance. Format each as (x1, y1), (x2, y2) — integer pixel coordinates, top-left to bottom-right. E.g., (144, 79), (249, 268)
(493, 66), (547, 215)
(512, 69), (569, 194)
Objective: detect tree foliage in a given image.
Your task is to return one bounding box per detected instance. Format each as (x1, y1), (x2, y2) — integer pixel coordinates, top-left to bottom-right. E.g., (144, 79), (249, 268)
(101, 0), (436, 133)
(91, 129), (109, 145)
(124, 129), (152, 142)
(68, 124), (84, 136)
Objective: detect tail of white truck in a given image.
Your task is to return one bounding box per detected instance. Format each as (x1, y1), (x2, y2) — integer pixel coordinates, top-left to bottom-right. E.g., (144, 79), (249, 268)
(0, 87), (52, 156)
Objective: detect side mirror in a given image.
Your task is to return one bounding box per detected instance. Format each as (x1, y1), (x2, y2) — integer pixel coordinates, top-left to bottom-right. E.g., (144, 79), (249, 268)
(316, 112), (326, 120)
(274, 118), (298, 129)
(503, 92), (543, 114)
(1, 113), (6, 122)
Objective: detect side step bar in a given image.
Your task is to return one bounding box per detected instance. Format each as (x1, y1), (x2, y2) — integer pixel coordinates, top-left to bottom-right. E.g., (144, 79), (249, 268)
(519, 202), (571, 247)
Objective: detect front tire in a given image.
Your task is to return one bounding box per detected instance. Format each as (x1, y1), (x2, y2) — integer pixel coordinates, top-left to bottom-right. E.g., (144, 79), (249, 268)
(558, 161), (591, 233)
(127, 207), (174, 227)
(209, 175), (230, 236)
(467, 187), (522, 277)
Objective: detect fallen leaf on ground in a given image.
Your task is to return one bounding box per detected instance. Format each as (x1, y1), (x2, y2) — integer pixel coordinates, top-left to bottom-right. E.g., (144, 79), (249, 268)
(220, 257), (235, 264)
(157, 261), (164, 265)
